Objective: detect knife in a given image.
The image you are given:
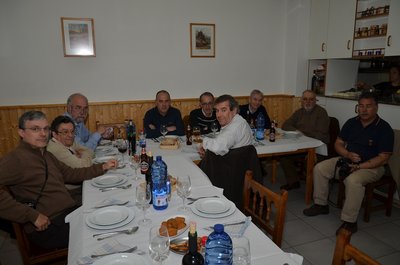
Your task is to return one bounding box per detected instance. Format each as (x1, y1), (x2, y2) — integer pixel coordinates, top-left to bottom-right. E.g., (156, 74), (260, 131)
(205, 220), (246, 230)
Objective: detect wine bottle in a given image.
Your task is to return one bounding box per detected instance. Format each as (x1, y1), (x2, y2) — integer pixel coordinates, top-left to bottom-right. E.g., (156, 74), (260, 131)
(182, 221), (204, 265)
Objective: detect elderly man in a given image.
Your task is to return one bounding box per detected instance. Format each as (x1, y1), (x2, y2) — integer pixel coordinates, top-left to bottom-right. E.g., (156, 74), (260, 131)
(143, 90), (184, 138)
(239, 89), (271, 129)
(0, 111), (117, 249)
(189, 92), (219, 134)
(47, 115), (94, 168)
(199, 94), (253, 157)
(65, 93), (110, 151)
(280, 90), (330, 190)
(303, 92), (394, 234)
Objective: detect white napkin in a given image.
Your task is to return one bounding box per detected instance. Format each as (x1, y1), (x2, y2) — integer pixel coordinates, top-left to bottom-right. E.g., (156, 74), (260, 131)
(76, 240), (132, 265)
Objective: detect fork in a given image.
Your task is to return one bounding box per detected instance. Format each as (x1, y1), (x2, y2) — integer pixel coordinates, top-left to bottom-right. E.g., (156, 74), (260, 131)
(187, 195), (220, 205)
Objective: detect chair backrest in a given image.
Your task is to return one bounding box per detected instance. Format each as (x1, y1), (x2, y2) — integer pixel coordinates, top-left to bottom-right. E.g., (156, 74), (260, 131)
(96, 121), (126, 140)
(242, 170), (288, 247)
(327, 116), (340, 158)
(387, 129), (400, 192)
(332, 228), (381, 265)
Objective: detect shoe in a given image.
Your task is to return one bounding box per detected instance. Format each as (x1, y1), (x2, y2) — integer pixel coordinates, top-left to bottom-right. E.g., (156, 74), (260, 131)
(336, 221), (358, 235)
(303, 204), (329, 216)
(280, 182), (300, 191)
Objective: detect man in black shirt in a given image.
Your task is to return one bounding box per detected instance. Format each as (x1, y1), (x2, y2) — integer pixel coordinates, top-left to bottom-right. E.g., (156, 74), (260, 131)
(189, 92), (219, 134)
(239, 89), (271, 129)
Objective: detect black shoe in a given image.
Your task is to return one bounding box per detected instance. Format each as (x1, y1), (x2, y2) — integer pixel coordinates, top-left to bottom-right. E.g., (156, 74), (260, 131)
(303, 204), (329, 216)
(280, 182), (300, 191)
(336, 221), (358, 235)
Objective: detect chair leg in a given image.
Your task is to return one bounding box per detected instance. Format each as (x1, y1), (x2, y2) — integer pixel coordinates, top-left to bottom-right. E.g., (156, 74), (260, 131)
(385, 180), (396, 217)
(363, 184), (374, 223)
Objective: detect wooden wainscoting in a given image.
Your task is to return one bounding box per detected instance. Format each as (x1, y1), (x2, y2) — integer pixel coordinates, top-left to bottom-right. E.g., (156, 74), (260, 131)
(0, 94), (300, 157)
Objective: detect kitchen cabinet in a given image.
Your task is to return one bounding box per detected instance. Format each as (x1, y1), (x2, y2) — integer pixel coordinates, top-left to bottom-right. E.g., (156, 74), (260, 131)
(386, 0), (400, 55)
(309, 0), (357, 59)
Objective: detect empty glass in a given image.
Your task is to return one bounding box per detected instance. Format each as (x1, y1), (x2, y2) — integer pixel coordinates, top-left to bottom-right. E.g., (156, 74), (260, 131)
(232, 236), (251, 265)
(136, 184), (151, 226)
(210, 122), (218, 137)
(176, 175), (191, 212)
(149, 225), (170, 264)
(160, 124), (168, 139)
(130, 154), (140, 181)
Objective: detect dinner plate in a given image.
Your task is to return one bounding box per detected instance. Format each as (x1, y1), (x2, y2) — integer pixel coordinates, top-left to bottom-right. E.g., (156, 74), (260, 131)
(95, 146), (114, 152)
(89, 206), (129, 226)
(98, 139), (112, 146)
(91, 174), (128, 188)
(93, 155), (117, 164)
(191, 200), (236, 219)
(86, 206), (135, 230)
(282, 131), (301, 139)
(92, 253), (147, 265)
(194, 198), (230, 214)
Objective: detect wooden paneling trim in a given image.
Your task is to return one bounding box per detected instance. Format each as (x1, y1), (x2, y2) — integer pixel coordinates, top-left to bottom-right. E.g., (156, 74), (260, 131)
(0, 94), (300, 157)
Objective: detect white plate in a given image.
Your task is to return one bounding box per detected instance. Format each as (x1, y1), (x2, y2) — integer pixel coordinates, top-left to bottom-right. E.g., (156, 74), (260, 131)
(86, 206), (135, 230)
(89, 206), (129, 226)
(282, 131), (300, 138)
(98, 139), (112, 146)
(194, 198), (230, 214)
(93, 155), (117, 164)
(162, 215), (190, 239)
(92, 253), (147, 265)
(91, 174), (128, 188)
(191, 200), (236, 219)
(95, 146), (114, 152)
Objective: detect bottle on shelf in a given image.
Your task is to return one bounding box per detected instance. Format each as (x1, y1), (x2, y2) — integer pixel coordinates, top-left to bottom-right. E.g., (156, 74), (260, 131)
(186, 125), (192, 145)
(151, 156), (168, 210)
(140, 145), (149, 175)
(205, 224), (232, 265)
(145, 151), (153, 205)
(269, 120), (276, 142)
(255, 112), (265, 141)
(182, 221), (204, 265)
(126, 119), (136, 155)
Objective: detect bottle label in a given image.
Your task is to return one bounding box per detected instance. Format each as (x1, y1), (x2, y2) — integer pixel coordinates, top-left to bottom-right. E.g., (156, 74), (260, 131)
(141, 161), (149, 172)
(269, 132), (275, 141)
(153, 192), (168, 207)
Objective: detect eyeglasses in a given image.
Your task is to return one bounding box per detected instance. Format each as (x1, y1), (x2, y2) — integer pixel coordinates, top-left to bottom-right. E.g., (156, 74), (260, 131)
(24, 127), (50, 133)
(57, 130), (75, 136)
(201, 102), (213, 106)
(71, 105), (89, 113)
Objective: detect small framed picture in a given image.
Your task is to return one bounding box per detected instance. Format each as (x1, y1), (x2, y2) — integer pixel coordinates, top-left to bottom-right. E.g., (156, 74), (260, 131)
(190, 23), (215, 58)
(61, 17), (96, 57)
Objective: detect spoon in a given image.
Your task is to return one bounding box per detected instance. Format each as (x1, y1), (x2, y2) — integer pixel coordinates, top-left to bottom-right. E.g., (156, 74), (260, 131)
(100, 184), (132, 192)
(93, 226), (139, 240)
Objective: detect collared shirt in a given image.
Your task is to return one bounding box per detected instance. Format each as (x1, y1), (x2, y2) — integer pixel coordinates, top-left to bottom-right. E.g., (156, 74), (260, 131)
(339, 116), (394, 162)
(64, 112), (101, 150)
(203, 114), (253, 156)
(143, 107), (184, 138)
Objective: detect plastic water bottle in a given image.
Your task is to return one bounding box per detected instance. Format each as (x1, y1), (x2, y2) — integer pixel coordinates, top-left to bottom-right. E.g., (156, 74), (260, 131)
(151, 156), (168, 210)
(205, 224), (233, 265)
(255, 112), (265, 141)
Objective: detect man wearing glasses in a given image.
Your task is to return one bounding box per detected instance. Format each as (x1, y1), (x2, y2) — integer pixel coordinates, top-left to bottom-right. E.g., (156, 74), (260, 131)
(65, 93), (110, 150)
(189, 92), (219, 134)
(47, 115), (94, 168)
(0, 111), (117, 249)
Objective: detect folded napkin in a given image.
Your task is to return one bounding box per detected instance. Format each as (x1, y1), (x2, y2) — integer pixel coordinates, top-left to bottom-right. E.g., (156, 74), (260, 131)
(77, 240), (132, 265)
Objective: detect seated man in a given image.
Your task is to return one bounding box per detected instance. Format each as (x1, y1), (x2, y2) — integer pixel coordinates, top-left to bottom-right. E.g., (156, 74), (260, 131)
(239, 89), (271, 129)
(280, 90), (330, 190)
(303, 92), (394, 234)
(47, 115), (94, 168)
(189, 92), (219, 134)
(144, 90), (184, 138)
(199, 94), (253, 157)
(0, 111), (117, 249)
(65, 93), (110, 150)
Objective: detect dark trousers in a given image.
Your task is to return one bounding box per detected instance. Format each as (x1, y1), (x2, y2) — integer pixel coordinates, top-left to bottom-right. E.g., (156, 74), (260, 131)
(281, 154), (326, 185)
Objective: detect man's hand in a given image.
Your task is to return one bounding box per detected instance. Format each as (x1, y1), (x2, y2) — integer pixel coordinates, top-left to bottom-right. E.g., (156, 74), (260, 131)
(34, 213), (51, 231)
(346, 151), (362, 164)
(102, 159), (118, 171)
(101, 127), (113, 138)
(198, 145), (205, 159)
(75, 149), (83, 158)
(148, 124), (156, 130)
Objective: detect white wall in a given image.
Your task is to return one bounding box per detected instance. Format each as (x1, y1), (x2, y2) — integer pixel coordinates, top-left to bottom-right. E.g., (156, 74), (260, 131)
(0, 0), (310, 106)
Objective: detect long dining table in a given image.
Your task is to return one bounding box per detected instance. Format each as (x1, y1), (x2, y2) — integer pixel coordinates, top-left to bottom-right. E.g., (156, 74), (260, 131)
(66, 140), (307, 264)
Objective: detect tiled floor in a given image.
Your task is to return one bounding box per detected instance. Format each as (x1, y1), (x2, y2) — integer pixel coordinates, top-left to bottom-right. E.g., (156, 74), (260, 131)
(1, 165), (399, 265)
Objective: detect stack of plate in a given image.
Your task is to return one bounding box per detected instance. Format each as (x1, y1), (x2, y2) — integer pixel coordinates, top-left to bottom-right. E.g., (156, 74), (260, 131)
(85, 206), (135, 230)
(91, 174), (128, 188)
(92, 253), (146, 265)
(191, 198), (235, 218)
(95, 146), (117, 156)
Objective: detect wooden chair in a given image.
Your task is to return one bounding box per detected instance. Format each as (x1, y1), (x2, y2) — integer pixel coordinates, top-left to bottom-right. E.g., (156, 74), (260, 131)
(332, 228), (381, 265)
(12, 221), (68, 265)
(242, 170), (288, 247)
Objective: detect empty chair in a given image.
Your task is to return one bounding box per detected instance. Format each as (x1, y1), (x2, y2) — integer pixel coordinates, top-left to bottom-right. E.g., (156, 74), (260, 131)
(242, 170), (288, 247)
(332, 228), (381, 265)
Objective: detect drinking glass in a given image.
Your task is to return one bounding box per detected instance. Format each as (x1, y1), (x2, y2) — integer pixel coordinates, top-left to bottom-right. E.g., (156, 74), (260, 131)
(210, 122), (218, 137)
(136, 184), (151, 226)
(192, 126), (201, 143)
(130, 154), (140, 181)
(160, 124), (168, 139)
(116, 139), (128, 164)
(232, 236), (251, 265)
(149, 225), (170, 264)
(176, 175), (191, 212)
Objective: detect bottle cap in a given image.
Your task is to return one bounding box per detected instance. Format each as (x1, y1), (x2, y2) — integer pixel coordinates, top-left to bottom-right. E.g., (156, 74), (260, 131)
(214, 224), (224, 233)
(201, 236), (208, 246)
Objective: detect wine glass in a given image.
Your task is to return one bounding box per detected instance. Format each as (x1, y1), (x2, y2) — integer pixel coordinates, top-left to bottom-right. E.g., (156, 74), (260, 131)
(130, 154), (140, 181)
(160, 124), (168, 139)
(116, 139), (128, 164)
(210, 122), (218, 137)
(149, 225), (170, 264)
(176, 175), (191, 212)
(136, 184), (152, 226)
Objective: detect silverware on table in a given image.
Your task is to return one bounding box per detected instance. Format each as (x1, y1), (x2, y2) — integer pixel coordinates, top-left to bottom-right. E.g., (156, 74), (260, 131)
(100, 184), (132, 192)
(90, 246), (137, 258)
(93, 201), (129, 209)
(152, 138), (160, 143)
(205, 220), (246, 230)
(94, 226), (139, 241)
(187, 195), (220, 205)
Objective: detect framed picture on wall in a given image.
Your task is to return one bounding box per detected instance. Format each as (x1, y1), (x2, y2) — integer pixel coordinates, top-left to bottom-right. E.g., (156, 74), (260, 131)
(61, 17), (96, 57)
(190, 23), (215, 58)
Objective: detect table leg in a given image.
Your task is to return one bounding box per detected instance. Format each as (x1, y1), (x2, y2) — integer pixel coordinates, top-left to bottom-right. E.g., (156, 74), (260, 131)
(305, 148), (316, 205)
